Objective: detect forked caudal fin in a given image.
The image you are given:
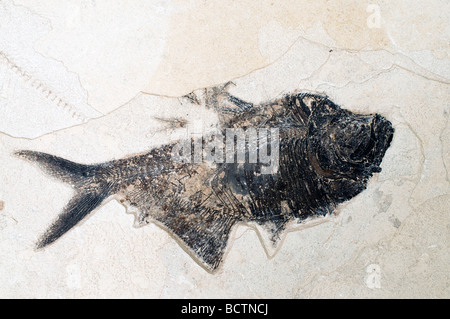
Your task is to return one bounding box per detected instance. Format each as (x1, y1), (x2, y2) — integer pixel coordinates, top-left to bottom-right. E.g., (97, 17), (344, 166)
(14, 150), (113, 248)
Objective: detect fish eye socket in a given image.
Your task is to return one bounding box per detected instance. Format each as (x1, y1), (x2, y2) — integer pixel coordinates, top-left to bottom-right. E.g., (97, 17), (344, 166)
(349, 138), (371, 160)
(335, 127), (374, 162)
(318, 120), (371, 163)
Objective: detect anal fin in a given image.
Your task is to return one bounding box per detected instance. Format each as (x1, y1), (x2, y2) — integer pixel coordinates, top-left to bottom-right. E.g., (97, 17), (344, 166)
(153, 200), (237, 272)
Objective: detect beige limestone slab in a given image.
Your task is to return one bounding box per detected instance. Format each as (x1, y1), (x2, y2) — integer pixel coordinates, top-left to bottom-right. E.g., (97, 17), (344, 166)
(0, 0), (448, 299)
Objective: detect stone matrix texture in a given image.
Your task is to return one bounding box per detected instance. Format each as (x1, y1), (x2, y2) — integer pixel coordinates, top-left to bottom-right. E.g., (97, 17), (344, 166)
(0, 0), (448, 298)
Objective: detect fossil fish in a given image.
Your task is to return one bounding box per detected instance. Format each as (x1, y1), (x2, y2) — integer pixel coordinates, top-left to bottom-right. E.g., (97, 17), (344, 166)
(15, 84), (394, 271)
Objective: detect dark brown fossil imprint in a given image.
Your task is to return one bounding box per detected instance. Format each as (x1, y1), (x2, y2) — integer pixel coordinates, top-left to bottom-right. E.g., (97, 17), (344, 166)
(16, 84), (394, 271)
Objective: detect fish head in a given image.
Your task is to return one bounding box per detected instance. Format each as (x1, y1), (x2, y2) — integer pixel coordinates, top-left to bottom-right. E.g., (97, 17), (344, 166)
(305, 98), (394, 199)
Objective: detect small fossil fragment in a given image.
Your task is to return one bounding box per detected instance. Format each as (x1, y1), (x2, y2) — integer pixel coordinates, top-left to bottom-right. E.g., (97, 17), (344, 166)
(16, 83), (394, 271)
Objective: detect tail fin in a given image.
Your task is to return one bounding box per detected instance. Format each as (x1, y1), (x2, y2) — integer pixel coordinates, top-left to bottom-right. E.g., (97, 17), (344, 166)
(15, 150), (95, 186)
(15, 150), (113, 248)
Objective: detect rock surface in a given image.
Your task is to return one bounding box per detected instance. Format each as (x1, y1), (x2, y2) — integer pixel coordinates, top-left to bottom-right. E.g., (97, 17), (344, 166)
(0, 0), (448, 298)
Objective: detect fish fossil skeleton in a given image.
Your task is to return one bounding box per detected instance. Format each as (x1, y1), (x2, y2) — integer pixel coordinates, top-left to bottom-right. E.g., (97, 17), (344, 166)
(16, 83), (394, 271)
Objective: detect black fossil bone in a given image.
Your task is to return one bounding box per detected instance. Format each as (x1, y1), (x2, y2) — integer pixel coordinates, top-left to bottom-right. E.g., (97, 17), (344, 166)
(16, 86), (394, 271)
